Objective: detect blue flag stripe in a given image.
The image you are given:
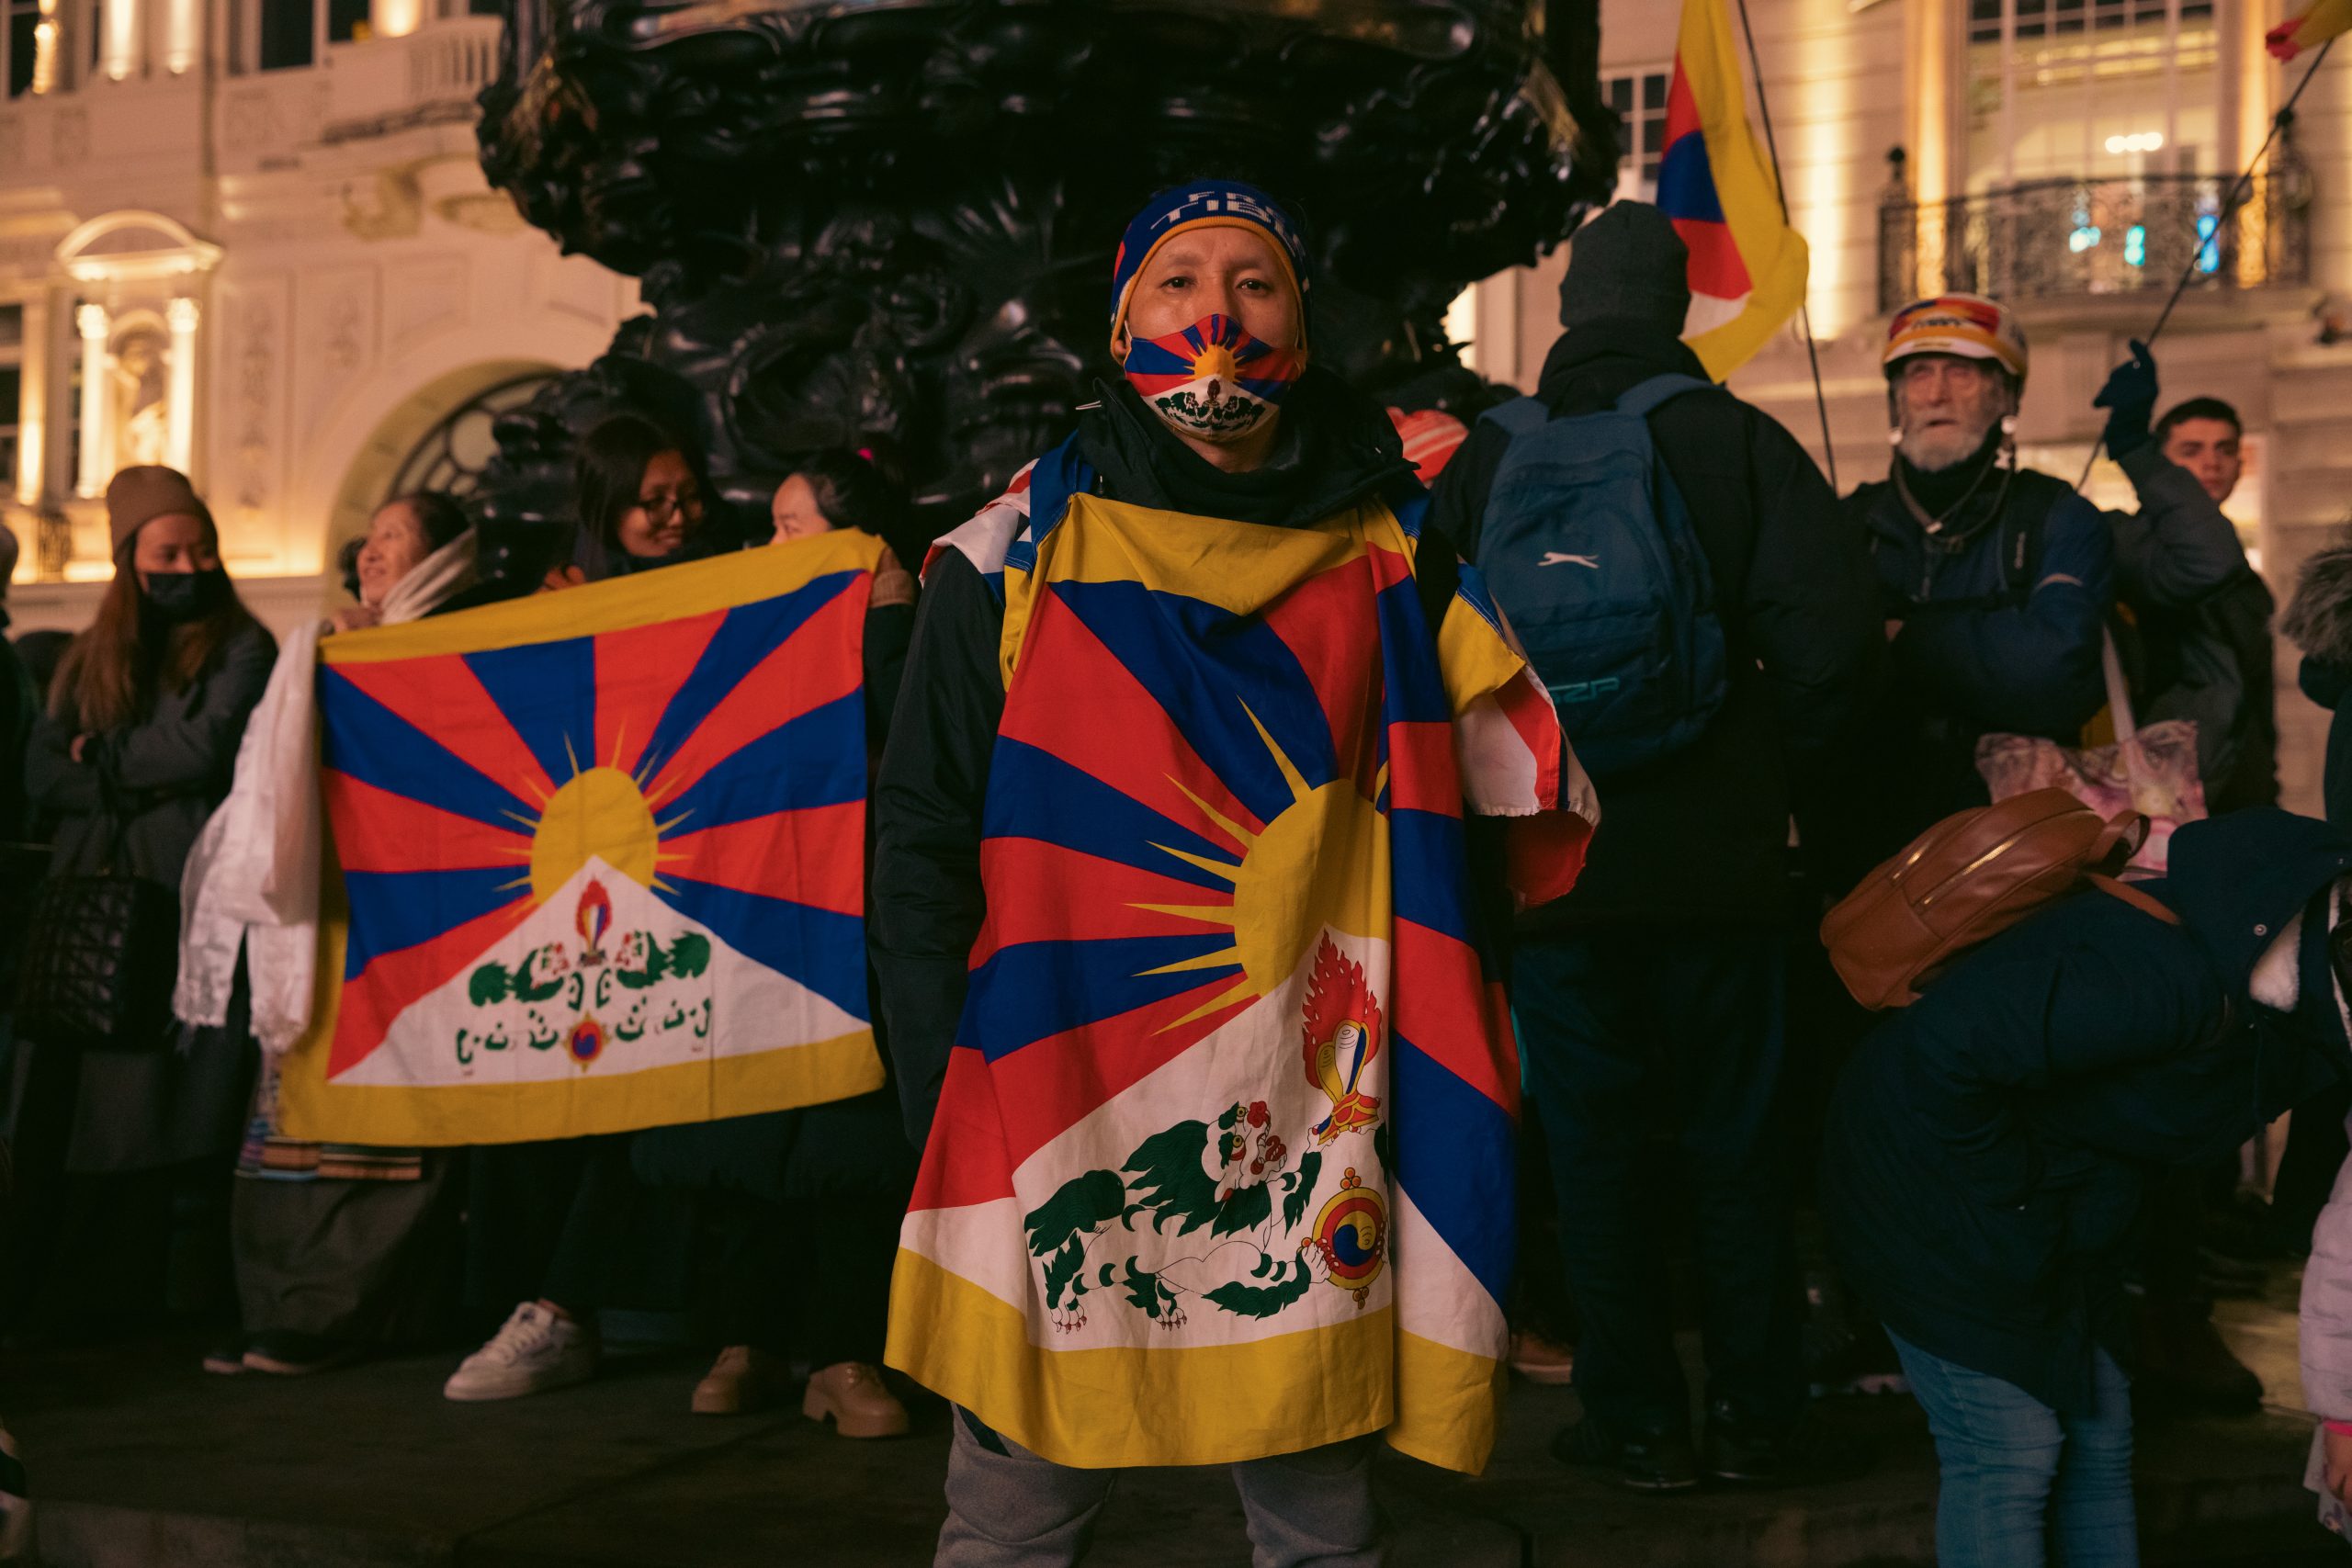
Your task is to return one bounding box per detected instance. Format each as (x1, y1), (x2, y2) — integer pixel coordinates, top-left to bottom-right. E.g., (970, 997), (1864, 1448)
(653, 874), (870, 1023)
(1391, 1032), (1515, 1306)
(342, 865), (526, 980)
(1057, 578), (1339, 827)
(658, 691), (867, 837)
(960, 932), (1243, 1061)
(463, 637), (599, 789)
(319, 667), (538, 832)
(636, 571), (857, 782)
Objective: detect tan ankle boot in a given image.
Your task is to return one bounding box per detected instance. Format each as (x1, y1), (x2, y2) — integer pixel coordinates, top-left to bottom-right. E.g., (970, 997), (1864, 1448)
(801, 1360), (910, 1438)
(691, 1346), (784, 1416)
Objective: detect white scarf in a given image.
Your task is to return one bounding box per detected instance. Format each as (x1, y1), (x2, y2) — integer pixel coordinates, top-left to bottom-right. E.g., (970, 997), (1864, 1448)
(175, 529), (480, 1052)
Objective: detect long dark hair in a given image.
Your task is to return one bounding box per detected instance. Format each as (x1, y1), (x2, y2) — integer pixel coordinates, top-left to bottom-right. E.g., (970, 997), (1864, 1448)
(52, 511), (261, 731)
(573, 414), (707, 558)
(789, 448), (908, 539)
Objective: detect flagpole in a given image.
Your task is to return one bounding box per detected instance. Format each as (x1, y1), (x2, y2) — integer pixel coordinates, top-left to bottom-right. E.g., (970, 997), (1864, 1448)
(2072, 36), (2335, 490)
(1732, 0), (1838, 491)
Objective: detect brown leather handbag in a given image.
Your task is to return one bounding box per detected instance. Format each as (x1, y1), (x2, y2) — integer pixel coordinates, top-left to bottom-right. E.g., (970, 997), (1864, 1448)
(1820, 786), (2178, 1010)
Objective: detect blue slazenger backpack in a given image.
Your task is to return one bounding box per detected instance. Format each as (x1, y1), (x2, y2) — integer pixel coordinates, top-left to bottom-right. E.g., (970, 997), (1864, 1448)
(1476, 373), (1727, 778)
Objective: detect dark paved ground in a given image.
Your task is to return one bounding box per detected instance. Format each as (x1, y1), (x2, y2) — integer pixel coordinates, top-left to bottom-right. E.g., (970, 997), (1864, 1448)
(1, 1278), (2340, 1567)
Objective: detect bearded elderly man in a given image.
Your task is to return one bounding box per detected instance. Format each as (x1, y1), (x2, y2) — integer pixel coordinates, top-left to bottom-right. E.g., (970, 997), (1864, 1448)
(1842, 294), (2115, 845)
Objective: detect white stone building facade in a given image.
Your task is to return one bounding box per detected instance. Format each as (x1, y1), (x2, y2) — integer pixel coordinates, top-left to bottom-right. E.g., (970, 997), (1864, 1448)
(1457, 0), (2345, 812)
(0, 0), (634, 636)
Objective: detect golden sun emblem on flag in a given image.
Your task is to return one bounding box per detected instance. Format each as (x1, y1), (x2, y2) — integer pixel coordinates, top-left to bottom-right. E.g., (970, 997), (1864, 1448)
(503, 736), (691, 904)
(1130, 704), (1388, 1029)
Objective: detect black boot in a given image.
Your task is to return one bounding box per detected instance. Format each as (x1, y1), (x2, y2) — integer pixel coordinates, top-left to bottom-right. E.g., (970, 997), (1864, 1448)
(1699, 1399), (1870, 1485)
(1552, 1413), (1700, 1492)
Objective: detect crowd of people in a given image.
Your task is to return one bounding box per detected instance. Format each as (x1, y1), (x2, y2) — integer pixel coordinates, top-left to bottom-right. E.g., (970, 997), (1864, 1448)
(2, 179), (2351, 1568)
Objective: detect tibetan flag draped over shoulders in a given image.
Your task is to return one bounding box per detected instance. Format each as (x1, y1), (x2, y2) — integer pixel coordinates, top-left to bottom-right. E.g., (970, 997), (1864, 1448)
(1659, 0), (1809, 379)
(889, 447), (1597, 1474)
(277, 529), (889, 1147)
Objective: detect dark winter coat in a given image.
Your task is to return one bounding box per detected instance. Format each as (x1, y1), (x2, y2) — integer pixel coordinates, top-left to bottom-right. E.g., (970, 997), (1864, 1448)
(18, 615), (275, 1172)
(2102, 443), (2278, 813)
(1427, 322), (1884, 927)
(869, 370), (1426, 1144)
(23, 617), (275, 889)
(1820, 808), (2352, 1413)
(2285, 542), (2352, 829)
(1845, 455), (2115, 847)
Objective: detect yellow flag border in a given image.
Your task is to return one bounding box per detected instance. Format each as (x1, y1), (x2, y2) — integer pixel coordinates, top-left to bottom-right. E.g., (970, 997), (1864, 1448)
(1675, 0), (1811, 381)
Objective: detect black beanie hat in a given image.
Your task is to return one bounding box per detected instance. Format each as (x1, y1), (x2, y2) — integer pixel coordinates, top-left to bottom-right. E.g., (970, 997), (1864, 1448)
(1558, 202), (1693, 334)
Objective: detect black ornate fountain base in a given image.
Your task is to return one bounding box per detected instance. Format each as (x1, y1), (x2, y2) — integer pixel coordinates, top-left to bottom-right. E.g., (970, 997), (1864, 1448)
(468, 0), (1611, 578)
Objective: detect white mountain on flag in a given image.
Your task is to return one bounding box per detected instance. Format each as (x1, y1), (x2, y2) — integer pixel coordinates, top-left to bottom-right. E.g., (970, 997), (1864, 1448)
(331, 857), (863, 1089)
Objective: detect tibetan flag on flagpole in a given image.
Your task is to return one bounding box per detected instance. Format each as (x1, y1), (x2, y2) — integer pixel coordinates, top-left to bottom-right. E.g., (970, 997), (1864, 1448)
(2270, 0), (2352, 59)
(277, 529), (891, 1147)
(888, 443), (1599, 1475)
(1659, 0), (1810, 379)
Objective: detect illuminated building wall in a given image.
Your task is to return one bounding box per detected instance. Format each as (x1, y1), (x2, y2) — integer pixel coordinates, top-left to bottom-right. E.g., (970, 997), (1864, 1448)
(0, 0), (634, 635)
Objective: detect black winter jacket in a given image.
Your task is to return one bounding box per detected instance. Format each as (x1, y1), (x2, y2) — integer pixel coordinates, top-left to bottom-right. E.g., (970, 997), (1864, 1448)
(1426, 322), (1883, 928)
(869, 372), (1424, 1143)
(1845, 453), (2114, 848)
(1821, 808), (2352, 1413)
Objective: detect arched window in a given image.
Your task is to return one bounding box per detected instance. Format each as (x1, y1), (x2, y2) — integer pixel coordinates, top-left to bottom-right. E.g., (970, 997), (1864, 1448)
(384, 370), (554, 502)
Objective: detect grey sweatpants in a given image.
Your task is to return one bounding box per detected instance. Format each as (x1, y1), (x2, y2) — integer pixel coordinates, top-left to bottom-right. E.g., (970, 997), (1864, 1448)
(937, 1409), (1385, 1568)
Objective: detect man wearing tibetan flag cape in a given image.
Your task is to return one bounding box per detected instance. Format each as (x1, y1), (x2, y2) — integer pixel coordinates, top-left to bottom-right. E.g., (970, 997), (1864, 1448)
(873, 180), (1597, 1565)
(276, 529), (892, 1147)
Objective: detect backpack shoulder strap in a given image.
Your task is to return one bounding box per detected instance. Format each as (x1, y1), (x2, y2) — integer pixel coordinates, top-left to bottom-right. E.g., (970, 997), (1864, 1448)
(2087, 873), (2182, 927)
(1477, 396), (1549, 438)
(1612, 373), (1716, 419)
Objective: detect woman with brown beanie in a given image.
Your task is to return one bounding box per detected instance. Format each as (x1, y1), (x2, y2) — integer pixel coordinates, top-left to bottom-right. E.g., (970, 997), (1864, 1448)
(4, 466), (274, 1344)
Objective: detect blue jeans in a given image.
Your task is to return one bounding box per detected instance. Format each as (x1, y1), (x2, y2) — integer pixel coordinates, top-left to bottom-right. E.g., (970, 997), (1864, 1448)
(1889, 1331), (2138, 1568)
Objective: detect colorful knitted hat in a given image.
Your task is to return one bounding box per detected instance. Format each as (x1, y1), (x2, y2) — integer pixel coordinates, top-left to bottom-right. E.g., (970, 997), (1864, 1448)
(1109, 179), (1312, 354)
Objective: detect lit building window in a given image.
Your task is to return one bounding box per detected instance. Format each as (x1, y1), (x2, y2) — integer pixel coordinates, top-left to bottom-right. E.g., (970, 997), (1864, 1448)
(259, 0), (314, 70)
(1605, 70), (1671, 200)
(0, 305), (21, 500)
(6, 0), (42, 98)
(1965, 0), (2221, 192)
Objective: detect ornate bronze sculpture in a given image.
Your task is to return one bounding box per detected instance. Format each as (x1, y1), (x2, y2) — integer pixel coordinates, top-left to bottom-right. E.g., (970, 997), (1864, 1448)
(470, 0), (1612, 571)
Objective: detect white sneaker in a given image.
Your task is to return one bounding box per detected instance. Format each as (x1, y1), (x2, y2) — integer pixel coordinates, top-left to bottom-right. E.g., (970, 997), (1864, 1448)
(443, 1302), (599, 1403)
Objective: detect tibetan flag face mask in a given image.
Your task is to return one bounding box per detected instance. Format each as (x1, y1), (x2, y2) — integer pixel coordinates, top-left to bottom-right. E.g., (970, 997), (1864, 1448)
(1122, 313), (1306, 444)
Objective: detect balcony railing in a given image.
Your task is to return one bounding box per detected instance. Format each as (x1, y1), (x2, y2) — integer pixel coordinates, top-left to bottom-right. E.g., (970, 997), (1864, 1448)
(1878, 169), (2311, 314)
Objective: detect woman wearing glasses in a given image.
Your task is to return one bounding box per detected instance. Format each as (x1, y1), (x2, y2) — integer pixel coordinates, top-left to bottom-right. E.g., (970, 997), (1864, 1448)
(550, 414), (718, 586)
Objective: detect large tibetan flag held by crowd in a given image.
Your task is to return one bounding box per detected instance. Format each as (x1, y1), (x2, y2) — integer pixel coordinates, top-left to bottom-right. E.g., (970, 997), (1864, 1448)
(277, 530), (889, 1147)
(888, 446), (1598, 1474)
(1659, 0), (1809, 379)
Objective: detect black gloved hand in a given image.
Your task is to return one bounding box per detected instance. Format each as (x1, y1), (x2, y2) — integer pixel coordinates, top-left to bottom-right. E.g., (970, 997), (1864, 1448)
(2093, 337), (2160, 458)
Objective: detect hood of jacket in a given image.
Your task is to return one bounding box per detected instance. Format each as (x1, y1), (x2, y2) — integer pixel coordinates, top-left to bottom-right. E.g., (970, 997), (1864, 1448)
(1076, 366), (1418, 532)
(2165, 808), (2352, 1061)
(1533, 319), (1714, 416)
(2286, 542), (2352, 667)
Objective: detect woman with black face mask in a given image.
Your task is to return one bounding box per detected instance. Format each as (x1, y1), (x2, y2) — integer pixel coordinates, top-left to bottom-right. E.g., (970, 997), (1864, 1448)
(6, 466), (274, 1344)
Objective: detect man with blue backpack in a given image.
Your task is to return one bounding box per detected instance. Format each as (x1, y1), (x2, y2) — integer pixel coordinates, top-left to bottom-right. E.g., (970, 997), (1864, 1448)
(1426, 200), (1883, 1490)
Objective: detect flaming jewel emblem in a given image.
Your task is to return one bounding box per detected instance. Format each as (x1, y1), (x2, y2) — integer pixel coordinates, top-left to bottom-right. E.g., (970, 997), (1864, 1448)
(575, 880), (613, 966)
(1300, 936), (1382, 1145)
